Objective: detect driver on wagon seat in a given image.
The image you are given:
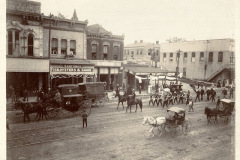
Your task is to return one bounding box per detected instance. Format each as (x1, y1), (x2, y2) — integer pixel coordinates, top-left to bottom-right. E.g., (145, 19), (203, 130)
(173, 112), (179, 125)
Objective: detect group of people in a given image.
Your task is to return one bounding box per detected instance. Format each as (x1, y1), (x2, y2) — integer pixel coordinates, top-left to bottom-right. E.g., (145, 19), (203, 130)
(148, 90), (194, 112)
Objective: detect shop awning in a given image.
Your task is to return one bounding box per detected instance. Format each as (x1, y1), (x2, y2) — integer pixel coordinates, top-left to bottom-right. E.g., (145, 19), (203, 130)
(125, 66), (174, 76)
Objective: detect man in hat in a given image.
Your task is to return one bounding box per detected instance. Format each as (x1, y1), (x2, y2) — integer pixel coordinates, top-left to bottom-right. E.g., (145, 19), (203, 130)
(82, 110), (88, 128)
(188, 99), (194, 112)
(149, 93), (154, 106)
(229, 87), (234, 99)
(54, 90), (62, 107)
(195, 89), (201, 102)
(211, 89), (216, 102)
(200, 87), (204, 101)
(222, 88), (227, 99)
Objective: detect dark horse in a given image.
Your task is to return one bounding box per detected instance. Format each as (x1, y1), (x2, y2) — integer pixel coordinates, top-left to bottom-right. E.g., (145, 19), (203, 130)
(204, 107), (218, 124)
(126, 95), (143, 113)
(16, 101), (48, 122)
(116, 92), (127, 110)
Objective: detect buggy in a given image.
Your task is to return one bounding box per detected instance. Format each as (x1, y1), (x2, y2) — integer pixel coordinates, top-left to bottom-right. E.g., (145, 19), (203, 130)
(217, 99), (235, 123)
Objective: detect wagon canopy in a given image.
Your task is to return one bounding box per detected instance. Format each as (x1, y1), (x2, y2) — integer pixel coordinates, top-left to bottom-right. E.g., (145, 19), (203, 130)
(167, 107), (185, 114)
(77, 82), (105, 98)
(220, 99), (235, 104)
(58, 84), (79, 96)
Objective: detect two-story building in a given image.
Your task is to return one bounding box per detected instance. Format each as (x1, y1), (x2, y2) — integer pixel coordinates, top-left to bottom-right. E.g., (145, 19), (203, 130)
(6, 0), (49, 97)
(42, 10), (94, 89)
(86, 24), (124, 90)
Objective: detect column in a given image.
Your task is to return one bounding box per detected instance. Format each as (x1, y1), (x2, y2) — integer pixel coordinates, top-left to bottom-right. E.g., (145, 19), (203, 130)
(58, 39), (61, 54)
(12, 30), (16, 56)
(97, 67), (100, 82)
(67, 39), (70, 55)
(83, 75), (86, 83)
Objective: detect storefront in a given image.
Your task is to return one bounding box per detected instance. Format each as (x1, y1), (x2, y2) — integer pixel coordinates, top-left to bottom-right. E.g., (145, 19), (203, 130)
(50, 59), (95, 89)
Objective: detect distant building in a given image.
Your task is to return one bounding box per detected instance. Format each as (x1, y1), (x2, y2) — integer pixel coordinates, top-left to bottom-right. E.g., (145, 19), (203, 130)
(159, 39), (235, 83)
(86, 24), (124, 90)
(6, 0), (48, 96)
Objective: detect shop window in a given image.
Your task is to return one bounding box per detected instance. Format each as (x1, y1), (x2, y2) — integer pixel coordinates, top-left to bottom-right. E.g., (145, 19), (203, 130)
(61, 39), (67, 55)
(200, 52), (204, 62)
(218, 52), (223, 62)
(114, 55), (118, 60)
(209, 52), (213, 62)
(163, 53), (166, 62)
(51, 38), (58, 54)
(183, 52), (187, 62)
(191, 52), (195, 62)
(27, 33), (34, 56)
(103, 45), (108, 53)
(70, 40), (76, 55)
(169, 52), (173, 61)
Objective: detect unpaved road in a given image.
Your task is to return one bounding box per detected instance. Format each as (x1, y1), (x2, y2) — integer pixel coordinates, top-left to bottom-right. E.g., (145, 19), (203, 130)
(7, 95), (234, 160)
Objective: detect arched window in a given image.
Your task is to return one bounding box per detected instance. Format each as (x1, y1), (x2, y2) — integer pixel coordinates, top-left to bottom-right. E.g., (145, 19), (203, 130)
(28, 34), (34, 56)
(70, 40), (76, 55)
(8, 30), (13, 55)
(169, 53), (173, 61)
(8, 30), (20, 55)
(61, 39), (67, 55)
(218, 52), (223, 62)
(51, 38), (58, 54)
(208, 52), (213, 62)
(199, 52), (204, 62)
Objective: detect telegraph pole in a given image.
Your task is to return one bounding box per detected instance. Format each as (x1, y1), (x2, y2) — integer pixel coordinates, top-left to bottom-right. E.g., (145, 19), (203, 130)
(176, 49), (182, 83)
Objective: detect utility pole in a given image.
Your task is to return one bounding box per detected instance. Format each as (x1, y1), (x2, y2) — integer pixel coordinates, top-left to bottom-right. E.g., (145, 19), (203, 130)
(48, 13), (53, 92)
(204, 40), (210, 80)
(176, 49), (182, 83)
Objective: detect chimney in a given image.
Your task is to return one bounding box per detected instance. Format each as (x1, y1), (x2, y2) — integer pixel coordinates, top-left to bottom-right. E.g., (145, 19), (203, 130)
(156, 41), (159, 44)
(140, 40), (143, 43)
(134, 40), (137, 44)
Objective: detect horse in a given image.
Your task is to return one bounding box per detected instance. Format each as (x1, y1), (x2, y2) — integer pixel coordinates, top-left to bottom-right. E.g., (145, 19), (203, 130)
(126, 95), (142, 113)
(116, 92), (127, 110)
(16, 101), (48, 122)
(143, 116), (166, 137)
(204, 107), (218, 124)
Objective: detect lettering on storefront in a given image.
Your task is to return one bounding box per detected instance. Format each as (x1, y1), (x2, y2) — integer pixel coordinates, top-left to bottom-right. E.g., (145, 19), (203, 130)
(51, 68), (93, 72)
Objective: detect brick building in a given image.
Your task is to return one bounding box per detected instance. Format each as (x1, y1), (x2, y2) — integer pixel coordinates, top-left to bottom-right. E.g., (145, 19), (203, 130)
(86, 24), (124, 90)
(6, 0), (49, 97)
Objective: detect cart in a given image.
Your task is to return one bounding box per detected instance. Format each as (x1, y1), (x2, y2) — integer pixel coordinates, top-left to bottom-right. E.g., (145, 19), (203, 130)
(164, 107), (191, 137)
(218, 99), (235, 124)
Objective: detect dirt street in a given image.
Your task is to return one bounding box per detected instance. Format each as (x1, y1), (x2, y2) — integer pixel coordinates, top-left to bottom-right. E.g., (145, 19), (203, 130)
(7, 95), (234, 160)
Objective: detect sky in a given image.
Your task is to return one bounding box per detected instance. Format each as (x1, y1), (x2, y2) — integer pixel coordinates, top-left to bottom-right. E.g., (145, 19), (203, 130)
(34, 0), (236, 44)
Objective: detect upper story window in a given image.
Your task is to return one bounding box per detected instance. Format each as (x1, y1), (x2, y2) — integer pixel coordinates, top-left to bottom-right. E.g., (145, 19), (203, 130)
(92, 44), (97, 53)
(103, 45), (108, 54)
(148, 49), (151, 55)
(191, 52), (195, 62)
(176, 52), (180, 61)
(183, 52), (187, 62)
(113, 46), (118, 54)
(140, 49), (142, 55)
(208, 52), (213, 62)
(137, 49), (139, 55)
(218, 52), (223, 62)
(169, 52), (173, 61)
(70, 40), (76, 55)
(200, 52), (204, 62)
(51, 38), (58, 55)
(131, 51), (134, 58)
(163, 53), (166, 62)
(61, 39), (67, 55)
(27, 33), (34, 56)
(230, 52), (234, 63)
(7, 30), (20, 56)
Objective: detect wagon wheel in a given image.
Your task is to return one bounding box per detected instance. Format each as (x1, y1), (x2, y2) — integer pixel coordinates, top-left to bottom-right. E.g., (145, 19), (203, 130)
(182, 120), (191, 134)
(78, 100), (92, 116)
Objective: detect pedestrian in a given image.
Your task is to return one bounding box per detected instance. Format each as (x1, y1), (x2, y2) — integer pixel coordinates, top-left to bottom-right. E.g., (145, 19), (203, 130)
(153, 93), (158, 106)
(168, 94), (174, 105)
(216, 97), (221, 110)
(222, 79), (225, 87)
(222, 88), (227, 99)
(163, 95), (168, 108)
(173, 92), (178, 104)
(200, 88), (204, 101)
(195, 89), (200, 102)
(139, 85), (142, 94)
(185, 96), (189, 107)
(82, 110), (88, 128)
(178, 92), (184, 104)
(211, 89), (216, 102)
(229, 87), (234, 99)
(206, 88), (210, 101)
(54, 90), (62, 107)
(115, 84), (120, 98)
(158, 94), (163, 106)
(149, 93), (154, 106)
(188, 99), (194, 112)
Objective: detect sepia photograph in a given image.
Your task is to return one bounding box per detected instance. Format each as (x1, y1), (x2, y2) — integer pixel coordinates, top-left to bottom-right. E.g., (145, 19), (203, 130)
(4, 0), (238, 159)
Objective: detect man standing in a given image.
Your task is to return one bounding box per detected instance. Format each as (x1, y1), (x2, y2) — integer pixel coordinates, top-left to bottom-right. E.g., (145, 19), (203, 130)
(82, 110), (88, 128)
(211, 89), (216, 102)
(195, 89), (201, 102)
(115, 84), (120, 97)
(163, 95), (168, 108)
(188, 99), (194, 112)
(222, 88), (227, 99)
(216, 97), (221, 110)
(200, 88), (204, 101)
(139, 85), (142, 94)
(206, 88), (210, 101)
(229, 87), (234, 99)
(149, 93), (154, 106)
(54, 90), (62, 107)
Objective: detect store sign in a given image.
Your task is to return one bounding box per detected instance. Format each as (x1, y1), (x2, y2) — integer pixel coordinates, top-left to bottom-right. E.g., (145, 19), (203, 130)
(50, 64), (94, 75)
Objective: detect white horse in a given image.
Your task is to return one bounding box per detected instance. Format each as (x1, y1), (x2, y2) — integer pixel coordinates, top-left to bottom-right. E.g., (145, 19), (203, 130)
(143, 116), (166, 137)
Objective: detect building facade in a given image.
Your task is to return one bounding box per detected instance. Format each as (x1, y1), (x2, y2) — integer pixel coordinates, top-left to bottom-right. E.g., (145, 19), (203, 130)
(42, 10), (94, 89)
(6, 0), (49, 97)
(159, 39), (235, 83)
(86, 24), (124, 90)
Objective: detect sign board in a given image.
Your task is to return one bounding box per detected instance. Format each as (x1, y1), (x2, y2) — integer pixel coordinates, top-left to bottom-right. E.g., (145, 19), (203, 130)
(50, 64), (94, 75)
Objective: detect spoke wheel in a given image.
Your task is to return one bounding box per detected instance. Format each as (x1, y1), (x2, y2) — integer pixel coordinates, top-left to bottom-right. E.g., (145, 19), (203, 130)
(78, 100), (92, 116)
